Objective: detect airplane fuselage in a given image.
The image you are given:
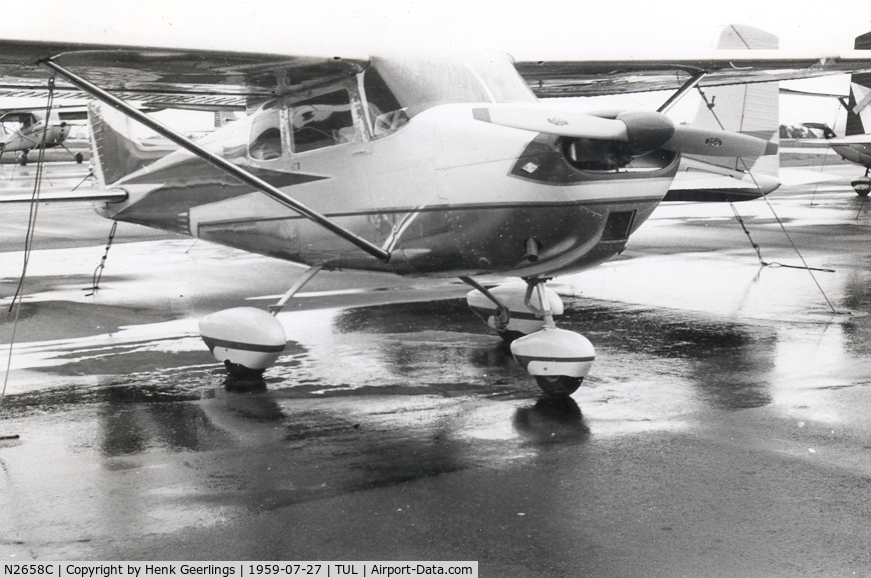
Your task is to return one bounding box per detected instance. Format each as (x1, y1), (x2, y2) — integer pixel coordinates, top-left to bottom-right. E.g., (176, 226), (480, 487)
(831, 138), (871, 169)
(96, 53), (679, 278)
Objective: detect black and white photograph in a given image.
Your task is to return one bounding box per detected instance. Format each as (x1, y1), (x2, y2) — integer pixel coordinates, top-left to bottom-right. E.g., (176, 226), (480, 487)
(3, 1), (871, 575)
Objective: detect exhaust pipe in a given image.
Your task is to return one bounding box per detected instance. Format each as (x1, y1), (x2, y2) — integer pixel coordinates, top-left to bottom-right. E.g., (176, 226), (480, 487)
(524, 238), (540, 262)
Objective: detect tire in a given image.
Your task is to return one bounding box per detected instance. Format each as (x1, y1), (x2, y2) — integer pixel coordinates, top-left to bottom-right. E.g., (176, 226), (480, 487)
(223, 360), (265, 379)
(534, 375), (582, 396)
(497, 329), (525, 343)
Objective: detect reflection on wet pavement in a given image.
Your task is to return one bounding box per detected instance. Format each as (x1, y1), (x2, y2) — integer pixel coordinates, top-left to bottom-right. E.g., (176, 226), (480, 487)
(7, 287), (871, 421)
(6, 287), (863, 526)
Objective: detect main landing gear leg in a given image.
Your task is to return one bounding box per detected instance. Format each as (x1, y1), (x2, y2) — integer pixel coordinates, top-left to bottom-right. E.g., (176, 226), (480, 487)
(60, 143), (85, 163)
(268, 264), (324, 315)
(464, 276), (595, 396)
(459, 276), (512, 339)
(463, 276), (564, 341)
(198, 265), (323, 377)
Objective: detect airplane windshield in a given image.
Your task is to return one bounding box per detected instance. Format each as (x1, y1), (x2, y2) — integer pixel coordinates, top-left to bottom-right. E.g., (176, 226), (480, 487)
(0, 112), (35, 130)
(362, 69), (409, 137)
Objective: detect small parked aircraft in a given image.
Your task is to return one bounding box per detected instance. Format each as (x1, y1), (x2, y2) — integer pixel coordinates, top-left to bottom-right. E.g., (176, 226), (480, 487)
(0, 105), (87, 164)
(782, 31), (871, 196)
(2, 26), (871, 395)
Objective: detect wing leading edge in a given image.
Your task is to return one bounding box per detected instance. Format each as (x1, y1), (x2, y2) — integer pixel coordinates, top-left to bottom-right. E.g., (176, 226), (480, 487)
(0, 39), (369, 110)
(516, 50), (871, 98)
(0, 36), (869, 107)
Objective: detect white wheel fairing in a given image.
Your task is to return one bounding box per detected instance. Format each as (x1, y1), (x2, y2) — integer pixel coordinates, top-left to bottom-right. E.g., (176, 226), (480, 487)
(199, 307), (286, 370)
(466, 284), (563, 336)
(510, 327), (595, 379)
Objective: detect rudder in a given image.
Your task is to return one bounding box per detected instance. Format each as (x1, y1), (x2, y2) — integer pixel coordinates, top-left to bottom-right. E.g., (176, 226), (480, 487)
(87, 102), (171, 187)
(841, 31), (871, 136)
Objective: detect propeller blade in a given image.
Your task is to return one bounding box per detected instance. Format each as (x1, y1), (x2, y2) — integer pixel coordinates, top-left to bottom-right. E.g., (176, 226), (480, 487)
(472, 105), (775, 158)
(665, 126), (778, 157)
(473, 106), (678, 155)
(472, 105), (629, 140)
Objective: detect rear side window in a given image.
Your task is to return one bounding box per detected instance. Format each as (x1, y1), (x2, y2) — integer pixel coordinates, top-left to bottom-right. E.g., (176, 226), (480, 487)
(290, 90), (355, 153)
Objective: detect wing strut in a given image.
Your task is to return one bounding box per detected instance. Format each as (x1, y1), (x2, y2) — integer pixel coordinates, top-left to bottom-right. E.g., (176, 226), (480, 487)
(38, 59), (392, 264)
(657, 71), (707, 114)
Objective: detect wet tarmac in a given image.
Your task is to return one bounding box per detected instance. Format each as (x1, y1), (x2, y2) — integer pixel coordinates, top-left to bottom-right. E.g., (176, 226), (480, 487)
(3, 159), (871, 575)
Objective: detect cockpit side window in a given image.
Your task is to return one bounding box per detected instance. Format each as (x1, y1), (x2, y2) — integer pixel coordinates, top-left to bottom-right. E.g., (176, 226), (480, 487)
(290, 89), (355, 153)
(362, 69), (408, 137)
(248, 108), (282, 161)
(0, 112), (35, 130)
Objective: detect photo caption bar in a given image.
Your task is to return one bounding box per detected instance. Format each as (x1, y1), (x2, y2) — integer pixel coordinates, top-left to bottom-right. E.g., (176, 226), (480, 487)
(1, 562), (478, 578)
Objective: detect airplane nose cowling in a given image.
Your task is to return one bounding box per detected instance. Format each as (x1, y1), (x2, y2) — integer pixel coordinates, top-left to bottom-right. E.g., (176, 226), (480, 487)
(616, 111), (676, 156)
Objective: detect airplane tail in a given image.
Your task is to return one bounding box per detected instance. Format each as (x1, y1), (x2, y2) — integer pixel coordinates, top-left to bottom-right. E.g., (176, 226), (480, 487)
(87, 102), (170, 187)
(841, 31), (871, 136)
(666, 24), (780, 201)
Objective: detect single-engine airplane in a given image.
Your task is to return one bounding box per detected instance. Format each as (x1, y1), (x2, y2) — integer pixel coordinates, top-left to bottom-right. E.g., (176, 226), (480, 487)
(0, 104), (87, 165)
(3, 26), (871, 396)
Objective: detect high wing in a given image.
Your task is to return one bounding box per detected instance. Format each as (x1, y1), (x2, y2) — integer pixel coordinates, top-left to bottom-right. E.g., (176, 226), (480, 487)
(0, 40), (369, 110)
(828, 134), (871, 145)
(0, 39), (869, 107)
(515, 51), (871, 98)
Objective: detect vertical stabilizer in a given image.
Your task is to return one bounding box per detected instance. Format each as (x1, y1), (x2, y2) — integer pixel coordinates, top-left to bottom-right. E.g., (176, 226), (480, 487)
(87, 103), (171, 187)
(842, 31), (871, 136)
(690, 24), (779, 178)
(667, 24), (780, 201)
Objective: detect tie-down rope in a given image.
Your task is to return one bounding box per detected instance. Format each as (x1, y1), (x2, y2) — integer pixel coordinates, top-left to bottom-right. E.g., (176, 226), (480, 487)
(697, 86), (838, 314)
(2, 78), (56, 423)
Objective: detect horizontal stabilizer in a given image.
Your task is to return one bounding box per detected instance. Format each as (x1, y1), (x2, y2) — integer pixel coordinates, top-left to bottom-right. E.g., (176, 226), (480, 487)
(0, 190), (128, 203)
(780, 87), (847, 99)
(827, 134), (871, 145)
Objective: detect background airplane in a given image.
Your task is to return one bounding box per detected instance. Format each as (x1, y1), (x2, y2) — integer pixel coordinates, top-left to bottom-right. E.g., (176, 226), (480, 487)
(0, 104), (88, 165)
(782, 31), (871, 195)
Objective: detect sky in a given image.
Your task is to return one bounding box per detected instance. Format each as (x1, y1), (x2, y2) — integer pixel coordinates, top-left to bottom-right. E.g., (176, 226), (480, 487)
(5, 0), (871, 127)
